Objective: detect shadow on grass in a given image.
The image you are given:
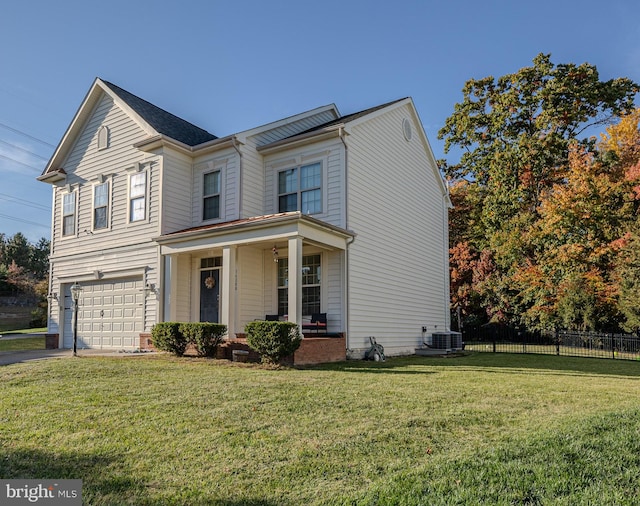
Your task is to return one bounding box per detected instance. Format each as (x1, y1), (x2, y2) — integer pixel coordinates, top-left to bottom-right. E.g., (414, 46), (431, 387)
(0, 447), (146, 501)
(0, 448), (284, 505)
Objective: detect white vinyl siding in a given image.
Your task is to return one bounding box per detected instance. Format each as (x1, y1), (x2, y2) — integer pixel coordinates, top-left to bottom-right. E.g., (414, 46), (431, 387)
(50, 93), (160, 258)
(346, 104), (449, 354)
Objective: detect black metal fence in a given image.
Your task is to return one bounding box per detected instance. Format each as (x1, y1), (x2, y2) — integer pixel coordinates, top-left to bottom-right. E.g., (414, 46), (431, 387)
(463, 325), (640, 362)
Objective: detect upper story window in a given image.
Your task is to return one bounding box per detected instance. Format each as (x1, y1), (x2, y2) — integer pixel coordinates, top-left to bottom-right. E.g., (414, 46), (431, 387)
(129, 171), (147, 222)
(93, 181), (109, 230)
(97, 126), (109, 150)
(62, 191), (76, 237)
(203, 170), (221, 221)
(278, 162), (322, 214)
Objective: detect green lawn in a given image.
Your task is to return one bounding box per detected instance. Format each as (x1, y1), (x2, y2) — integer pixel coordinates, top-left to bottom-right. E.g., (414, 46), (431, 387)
(0, 335), (45, 351)
(1, 353), (639, 505)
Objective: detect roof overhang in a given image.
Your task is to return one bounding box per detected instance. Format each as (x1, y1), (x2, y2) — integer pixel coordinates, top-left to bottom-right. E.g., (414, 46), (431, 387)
(154, 212), (355, 255)
(37, 167), (67, 184)
(256, 126), (343, 155)
(134, 134), (241, 156)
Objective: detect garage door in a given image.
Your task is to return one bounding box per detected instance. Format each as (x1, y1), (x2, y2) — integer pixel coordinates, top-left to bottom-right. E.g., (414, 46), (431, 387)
(63, 277), (144, 349)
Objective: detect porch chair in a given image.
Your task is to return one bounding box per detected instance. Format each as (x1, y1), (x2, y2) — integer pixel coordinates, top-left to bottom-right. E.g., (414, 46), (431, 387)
(265, 314), (279, 321)
(302, 313), (327, 334)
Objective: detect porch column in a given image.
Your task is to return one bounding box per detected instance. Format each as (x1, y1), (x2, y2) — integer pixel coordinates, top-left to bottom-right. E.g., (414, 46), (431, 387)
(164, 254), (179, 322)
(221, 245), (237, 338)
(288, 236), (302, 327)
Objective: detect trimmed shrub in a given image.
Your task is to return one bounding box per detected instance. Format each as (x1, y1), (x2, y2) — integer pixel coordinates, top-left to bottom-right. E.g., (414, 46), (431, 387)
(179, 322), (227, 357)
(245, 321), (302, 365)
(151, 322), (187, 356)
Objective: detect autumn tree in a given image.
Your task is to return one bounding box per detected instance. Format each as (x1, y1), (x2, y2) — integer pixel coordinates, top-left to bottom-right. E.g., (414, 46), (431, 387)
(442, 55), (639, 331)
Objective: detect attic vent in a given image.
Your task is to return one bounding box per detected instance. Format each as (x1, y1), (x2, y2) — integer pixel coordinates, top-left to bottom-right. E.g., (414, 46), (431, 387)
(98, 126), (110, 150)
(402, 118), (412, 141)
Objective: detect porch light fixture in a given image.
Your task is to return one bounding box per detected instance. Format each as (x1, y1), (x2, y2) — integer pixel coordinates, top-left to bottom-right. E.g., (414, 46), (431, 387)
(272, 246), (279, 263)
(47, 292), (58, 302)
(70, 281), (83, 357)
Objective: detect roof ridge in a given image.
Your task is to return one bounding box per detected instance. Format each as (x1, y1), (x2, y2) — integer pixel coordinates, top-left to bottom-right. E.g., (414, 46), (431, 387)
(100, 80), (218, 146)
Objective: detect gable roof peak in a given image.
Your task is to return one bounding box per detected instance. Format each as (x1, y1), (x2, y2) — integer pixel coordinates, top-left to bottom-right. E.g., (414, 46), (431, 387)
(99, 79), (218, 147)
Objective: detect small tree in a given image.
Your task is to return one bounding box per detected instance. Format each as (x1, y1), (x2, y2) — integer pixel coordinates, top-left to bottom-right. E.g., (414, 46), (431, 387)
(245, 321), (302, 365)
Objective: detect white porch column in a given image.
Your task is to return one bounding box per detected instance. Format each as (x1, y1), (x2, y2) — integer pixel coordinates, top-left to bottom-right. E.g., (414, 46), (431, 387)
(164, 254), (179, 322)
(288, 236), (303, 327)
(221, 245), (237, 338)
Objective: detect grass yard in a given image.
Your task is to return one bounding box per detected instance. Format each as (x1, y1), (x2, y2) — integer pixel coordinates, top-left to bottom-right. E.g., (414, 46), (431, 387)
(0, 335), (45, 352)
(1, 353), (639, 505)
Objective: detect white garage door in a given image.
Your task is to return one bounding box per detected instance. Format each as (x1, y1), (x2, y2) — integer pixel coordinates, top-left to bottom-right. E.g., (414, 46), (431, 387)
(63, 277), (144, 349)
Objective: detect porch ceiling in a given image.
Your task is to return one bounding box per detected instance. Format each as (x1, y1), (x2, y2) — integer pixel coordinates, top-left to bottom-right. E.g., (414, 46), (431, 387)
(154, 212), (354, 255)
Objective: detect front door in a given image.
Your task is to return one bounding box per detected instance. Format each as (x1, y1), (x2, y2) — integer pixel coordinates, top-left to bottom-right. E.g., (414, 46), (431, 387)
(200, 269), (220, 322)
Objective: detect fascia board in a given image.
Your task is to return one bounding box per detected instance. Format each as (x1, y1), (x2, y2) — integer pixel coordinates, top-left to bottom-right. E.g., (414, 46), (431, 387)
(235, 103), (340, 143)
(256, 128), (341, 155)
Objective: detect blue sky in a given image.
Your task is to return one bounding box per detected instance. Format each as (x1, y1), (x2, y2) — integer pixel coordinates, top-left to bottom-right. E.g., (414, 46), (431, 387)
(1, 0), (639, 243)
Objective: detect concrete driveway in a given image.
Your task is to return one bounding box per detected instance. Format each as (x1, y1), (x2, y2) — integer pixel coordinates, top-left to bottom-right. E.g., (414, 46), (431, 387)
(0, 334), (144, 366)
(0, 348), (73, 366)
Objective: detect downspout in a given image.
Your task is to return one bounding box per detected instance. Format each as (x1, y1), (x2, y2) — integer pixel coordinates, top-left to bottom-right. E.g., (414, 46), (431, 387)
(231, 135), (243, 218)
(443, 180), (451, 331)
(339, 127), (352, 352)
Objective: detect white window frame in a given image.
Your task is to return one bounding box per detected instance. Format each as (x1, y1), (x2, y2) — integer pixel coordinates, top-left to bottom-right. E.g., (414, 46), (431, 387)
(277, 161), (323, 215)
(202, 169), (221, 222)
(61, 189), (77, 238)
(128, 169), (148, 223)
(277, 253), (322, 317)
(92, 179), (111, 231)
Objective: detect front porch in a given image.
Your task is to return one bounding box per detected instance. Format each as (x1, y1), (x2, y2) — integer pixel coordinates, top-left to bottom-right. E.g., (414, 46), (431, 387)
(154, 213), (353, 362)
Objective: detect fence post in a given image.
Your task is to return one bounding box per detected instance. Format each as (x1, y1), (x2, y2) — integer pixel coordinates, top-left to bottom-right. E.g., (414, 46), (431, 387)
(555, 330), (560, 356)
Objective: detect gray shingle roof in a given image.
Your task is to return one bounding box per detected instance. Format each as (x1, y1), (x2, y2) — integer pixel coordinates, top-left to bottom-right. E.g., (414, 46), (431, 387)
(291, 98), (409, 137)
(101, 80), (217, 146)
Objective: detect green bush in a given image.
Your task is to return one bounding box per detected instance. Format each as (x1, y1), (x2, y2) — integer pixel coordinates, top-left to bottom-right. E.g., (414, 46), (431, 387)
(245, 321), (302, 365)
(151, 322), (187, 356)
(179, 322), (226, 357)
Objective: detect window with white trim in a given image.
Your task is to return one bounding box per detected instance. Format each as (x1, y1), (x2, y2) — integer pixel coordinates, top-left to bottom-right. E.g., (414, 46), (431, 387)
(278, 162), (322, 214)
(203, 170), (221, 221)
(277, 254), (321, 316)
(129, 171), (147, 222)
(93, 181), (109, 230)
(62, 191), (76, 237)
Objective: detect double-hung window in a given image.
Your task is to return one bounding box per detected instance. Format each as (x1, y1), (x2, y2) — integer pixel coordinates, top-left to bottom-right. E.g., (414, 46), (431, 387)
(93, 181), (109, 230)
(62, 191), (76, 237)
(278, 162), (322, 214)
(277, 254), (321, 316)
(203, 170), (221, 221)
(129, 172), (147, 222)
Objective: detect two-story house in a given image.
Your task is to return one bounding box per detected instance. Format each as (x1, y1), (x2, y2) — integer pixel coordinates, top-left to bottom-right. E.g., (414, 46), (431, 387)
(38, 78), (451, 362)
